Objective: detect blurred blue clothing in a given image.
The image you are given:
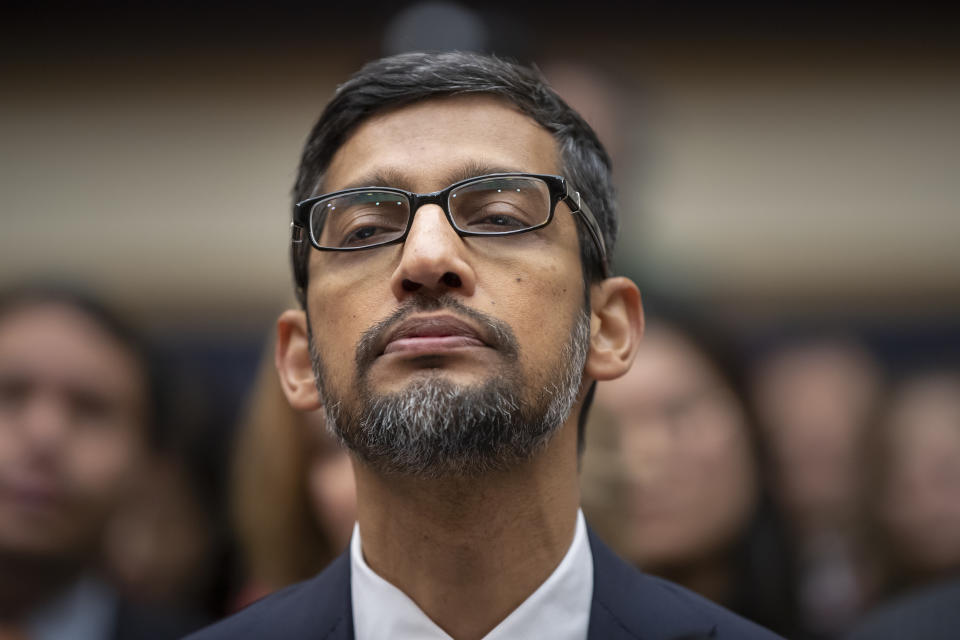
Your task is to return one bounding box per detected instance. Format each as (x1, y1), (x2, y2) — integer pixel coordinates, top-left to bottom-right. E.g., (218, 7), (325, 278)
(25, 574), (205, 640)
(28, 576), (115, 640)
(846, 577), (960, 640)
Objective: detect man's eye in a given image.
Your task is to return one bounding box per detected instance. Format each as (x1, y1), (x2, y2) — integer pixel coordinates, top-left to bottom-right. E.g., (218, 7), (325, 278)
(481, 214), (523, 227)
(330, 206), (408, 248)
(346, 226), (379, 242)
(341, 224), (396, 246)
(464, 206), (530, 231)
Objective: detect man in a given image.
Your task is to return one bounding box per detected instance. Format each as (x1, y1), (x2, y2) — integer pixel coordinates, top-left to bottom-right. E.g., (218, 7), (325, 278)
(193, 51), (780, 639)
(0, 285), (201, 639)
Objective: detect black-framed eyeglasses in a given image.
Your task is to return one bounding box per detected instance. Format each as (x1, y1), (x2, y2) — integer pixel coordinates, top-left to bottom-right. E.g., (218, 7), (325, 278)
(292, 172), (609, 277)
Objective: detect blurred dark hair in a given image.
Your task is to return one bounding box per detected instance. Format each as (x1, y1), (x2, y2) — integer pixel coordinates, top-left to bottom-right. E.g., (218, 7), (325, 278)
(638, 292), (800, 635)
(0, 281), (165, 449)
(642, 295), (754, 420)
(290, 50), (617, 307)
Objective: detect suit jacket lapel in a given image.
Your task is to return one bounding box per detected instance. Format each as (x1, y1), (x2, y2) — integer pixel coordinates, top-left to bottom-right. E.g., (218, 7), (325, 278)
(256, 549), (354, 640)
(308, 550), (354, 640)
(587, 527), (717, 640)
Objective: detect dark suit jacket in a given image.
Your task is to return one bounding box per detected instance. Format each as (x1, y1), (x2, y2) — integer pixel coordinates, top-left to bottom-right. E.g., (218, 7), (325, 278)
(189, 528), (781, 639)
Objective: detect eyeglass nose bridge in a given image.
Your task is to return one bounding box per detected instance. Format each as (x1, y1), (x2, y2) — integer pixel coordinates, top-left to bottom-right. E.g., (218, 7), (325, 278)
(404, 189), (460, 237)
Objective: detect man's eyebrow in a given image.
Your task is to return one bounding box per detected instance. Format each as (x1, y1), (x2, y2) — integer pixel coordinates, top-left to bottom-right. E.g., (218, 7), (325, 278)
(331, 162), (528, 194)
(443, 162), (527, 187)
(335, 169), (414, 192)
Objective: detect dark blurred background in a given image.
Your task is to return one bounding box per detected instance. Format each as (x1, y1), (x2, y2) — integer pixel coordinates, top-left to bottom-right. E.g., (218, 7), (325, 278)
(4, 0), (959, 346)
(4, 1), (958, 351)
(2, 1), (958, 637)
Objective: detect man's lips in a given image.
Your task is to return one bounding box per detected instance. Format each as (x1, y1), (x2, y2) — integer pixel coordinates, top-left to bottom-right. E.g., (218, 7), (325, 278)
(381, 315), (488, 356)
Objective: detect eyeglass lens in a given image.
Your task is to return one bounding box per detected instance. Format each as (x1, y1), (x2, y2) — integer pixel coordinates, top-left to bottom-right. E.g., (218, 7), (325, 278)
(309, 176), (551, 249)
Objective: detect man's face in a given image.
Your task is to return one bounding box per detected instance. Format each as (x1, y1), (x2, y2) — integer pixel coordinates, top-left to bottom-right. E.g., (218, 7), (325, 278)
(304, 95), (590, 474)
(0, 303), (147, 560)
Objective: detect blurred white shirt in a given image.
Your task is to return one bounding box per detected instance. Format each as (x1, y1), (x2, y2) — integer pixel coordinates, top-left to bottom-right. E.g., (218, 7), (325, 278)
(27, 576), (116, 640)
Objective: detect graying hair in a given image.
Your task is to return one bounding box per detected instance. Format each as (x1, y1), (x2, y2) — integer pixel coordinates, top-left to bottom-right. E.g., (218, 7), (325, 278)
(312, 308), (590, 477)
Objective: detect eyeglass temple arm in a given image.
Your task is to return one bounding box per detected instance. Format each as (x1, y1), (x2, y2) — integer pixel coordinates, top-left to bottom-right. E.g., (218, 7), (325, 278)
(291, 221), (305, 243)
(565, 189), (611, 278)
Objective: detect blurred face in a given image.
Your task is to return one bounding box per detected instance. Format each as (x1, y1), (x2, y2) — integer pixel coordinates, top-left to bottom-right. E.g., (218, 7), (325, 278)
(0, 303), (147, 560)
(102, 458), (212, 603)
(304, 95), (589, 475)
(880, 374), (960, 576)
(754, 343), (880, 531)
(593, 324), (758, 568)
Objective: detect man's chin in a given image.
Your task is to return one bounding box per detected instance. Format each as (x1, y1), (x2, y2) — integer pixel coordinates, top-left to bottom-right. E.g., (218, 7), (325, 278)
(314, 307), (590, 478)
(325, 375), (553, 479)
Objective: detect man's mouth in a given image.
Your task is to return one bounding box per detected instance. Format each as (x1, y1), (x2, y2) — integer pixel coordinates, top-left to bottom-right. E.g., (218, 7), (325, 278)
(381, 314), (488, 356)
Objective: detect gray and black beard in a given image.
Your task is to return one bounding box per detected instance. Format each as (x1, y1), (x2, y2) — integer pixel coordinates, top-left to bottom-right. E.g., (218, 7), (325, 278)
(309, 295), (591, 478)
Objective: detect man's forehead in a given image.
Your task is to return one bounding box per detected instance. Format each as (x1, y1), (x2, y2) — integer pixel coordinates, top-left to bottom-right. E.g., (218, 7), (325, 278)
(321, 94), (561, 194)
(331, 161), (533, 194)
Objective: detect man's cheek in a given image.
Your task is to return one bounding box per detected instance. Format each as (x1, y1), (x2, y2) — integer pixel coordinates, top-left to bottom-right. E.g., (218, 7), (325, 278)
(314, 335), (357, 394)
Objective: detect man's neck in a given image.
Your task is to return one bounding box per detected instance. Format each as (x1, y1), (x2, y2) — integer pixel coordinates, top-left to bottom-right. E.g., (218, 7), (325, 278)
(353, 424), (581, 640)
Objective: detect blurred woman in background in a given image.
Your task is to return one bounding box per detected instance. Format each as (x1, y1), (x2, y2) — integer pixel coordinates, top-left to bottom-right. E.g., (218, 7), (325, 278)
(581, 299), (796, 635)
(753, 334), (883, 637)
(230, 340), (356, 609)
(844, 367), (960, 640)
(865, 367), (960, 595)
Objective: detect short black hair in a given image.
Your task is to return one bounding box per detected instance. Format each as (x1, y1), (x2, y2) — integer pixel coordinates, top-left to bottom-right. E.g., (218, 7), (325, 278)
(290, 51), (617, 307)
(0, 281), (164, 449)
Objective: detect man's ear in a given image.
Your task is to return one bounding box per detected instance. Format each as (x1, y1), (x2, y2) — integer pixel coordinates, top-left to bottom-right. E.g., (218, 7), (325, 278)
(275, 309), (323, 411)
(585, 277), (644, 381)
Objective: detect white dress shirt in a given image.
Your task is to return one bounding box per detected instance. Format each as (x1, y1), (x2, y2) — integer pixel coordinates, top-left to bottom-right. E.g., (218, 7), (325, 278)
(351, 509), (594, 640)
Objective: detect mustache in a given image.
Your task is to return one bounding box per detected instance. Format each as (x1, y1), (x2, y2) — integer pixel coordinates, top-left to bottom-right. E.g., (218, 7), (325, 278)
(354, 294), (520, 375)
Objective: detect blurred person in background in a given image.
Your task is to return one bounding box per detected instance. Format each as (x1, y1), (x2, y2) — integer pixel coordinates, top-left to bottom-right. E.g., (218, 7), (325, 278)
(0, 283), (203, 639)
(101, 366), (235, 622)
(230, 337), (356, 609)
(103, 454), (218, 613)
(581, 298), (797, 636)
(752, 335), (884, 637)
(841, 366), (960, 640)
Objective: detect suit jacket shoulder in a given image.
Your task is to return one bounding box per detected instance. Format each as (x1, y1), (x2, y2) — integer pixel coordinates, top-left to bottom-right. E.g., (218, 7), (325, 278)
(189, 529), (782, 640)
(186, 551), (354, 640)
(587, 528), (783, 640)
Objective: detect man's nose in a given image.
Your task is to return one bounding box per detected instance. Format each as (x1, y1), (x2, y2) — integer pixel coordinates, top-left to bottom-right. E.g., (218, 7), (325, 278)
(389, 204), (477, 299)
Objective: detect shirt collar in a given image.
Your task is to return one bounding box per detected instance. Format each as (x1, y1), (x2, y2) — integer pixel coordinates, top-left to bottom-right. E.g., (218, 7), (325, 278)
(351, 509), (593, 640)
